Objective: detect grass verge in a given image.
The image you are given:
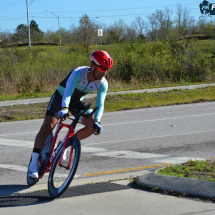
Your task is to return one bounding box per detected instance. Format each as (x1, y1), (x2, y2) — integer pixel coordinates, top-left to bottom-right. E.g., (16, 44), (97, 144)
(158, 160), (215, 182)
(0, 81), (213, 101)
(1, 86), (215, 122)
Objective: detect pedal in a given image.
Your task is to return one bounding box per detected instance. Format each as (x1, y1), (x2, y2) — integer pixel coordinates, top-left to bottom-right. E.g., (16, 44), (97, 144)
(29, 175), (38, 181)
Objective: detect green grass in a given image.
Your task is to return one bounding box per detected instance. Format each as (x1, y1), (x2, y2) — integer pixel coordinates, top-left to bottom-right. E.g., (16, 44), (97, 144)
(0, 92), (53, 101)
(1, 86), (215, 122)
(158, 160), (215, 182)
(103, 86), (215, 112)
(0, 81), (213, 101)
(1, 39), (215, 95)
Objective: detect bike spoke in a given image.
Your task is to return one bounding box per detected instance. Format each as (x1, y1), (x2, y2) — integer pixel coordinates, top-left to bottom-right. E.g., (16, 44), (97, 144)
(52, 145), (76, 188)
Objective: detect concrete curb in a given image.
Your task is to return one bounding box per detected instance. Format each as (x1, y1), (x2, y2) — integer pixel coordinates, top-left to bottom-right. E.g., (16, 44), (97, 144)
(136, 170), (215, 199)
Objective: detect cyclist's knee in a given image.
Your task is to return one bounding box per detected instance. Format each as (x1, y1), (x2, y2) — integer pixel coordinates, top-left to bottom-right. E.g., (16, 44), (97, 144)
(86, 126), (94, 135)
(39, 124), (54, 137)
(39, 116), (57, 137)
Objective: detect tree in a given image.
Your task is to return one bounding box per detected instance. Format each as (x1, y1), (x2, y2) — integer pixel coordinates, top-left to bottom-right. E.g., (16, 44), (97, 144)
(12, 24), (28, 42)
(12, 20), (43, 43)
(154, 8), (173, 40)
(175, 4), (193, 37)
(131, 16), (146, 39)
(30, 20), (44, 42)
(74, 14), (98, 48)
(146, 14), (159, 41)
(43, 29), (55, 42)
(106, 19), (127, 43)
(123, 26), (137, 42)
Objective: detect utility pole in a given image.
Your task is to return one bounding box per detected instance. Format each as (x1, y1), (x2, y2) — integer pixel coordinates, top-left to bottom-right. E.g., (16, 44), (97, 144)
(46, 10), (61, 47)
(26, 0), (31, 49)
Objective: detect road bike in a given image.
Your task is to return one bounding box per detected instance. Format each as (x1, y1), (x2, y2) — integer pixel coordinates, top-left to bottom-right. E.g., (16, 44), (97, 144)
(27, 104), (98, 198)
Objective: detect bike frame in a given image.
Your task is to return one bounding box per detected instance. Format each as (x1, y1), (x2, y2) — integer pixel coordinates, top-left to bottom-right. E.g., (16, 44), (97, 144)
(37, 104), (98, 180)
(39, 120), (76, 179)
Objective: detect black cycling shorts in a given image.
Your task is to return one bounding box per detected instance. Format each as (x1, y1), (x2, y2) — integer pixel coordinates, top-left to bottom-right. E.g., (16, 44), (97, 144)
(46, 90), (89, 119)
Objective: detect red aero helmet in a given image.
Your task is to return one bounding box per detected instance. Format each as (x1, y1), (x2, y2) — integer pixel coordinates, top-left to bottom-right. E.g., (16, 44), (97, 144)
(90, 50), (113, 69)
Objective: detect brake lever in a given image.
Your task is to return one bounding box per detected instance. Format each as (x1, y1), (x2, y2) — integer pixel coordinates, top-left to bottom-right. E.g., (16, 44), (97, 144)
(80, 103), (92, 117)
(83, 107), (99, 119)
(89, 107), (98, 117)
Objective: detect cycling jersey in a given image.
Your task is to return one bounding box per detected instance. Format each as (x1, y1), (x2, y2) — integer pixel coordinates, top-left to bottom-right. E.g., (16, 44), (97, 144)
(56, 66), (108, 122)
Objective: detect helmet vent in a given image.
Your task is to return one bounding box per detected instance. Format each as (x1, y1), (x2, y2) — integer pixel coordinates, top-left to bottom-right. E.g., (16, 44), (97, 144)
(99, 51), (104, 56)
(104, 59), (108, 65)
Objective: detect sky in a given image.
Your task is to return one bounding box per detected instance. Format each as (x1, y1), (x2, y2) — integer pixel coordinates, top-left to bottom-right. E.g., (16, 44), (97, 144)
(0, 0), (211, 33)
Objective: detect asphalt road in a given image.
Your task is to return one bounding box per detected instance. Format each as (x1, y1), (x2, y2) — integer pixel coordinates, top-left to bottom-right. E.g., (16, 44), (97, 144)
(1, 101), (215, 214)
(0, 101), (215, 186)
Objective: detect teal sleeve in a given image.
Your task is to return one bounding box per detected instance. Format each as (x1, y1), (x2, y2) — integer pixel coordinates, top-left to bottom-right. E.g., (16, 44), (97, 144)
(62, 70), (81, 108)
(94, 80), (108, 122)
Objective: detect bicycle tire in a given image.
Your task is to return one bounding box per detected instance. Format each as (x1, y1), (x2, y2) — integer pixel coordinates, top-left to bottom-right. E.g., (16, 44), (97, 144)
(48, 135), (81, 198)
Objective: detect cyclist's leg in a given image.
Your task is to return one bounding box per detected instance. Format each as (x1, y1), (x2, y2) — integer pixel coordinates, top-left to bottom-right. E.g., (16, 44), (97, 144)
(29, 116), (58, 179)
(76, 116), (94, 140)
(34, 116), (58, 150)
(70, 101), (95, 140)
(29, 91), (61, 179)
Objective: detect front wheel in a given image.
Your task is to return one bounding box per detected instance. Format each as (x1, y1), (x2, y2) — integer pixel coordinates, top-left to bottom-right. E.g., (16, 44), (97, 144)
(48, 135), (81, 198)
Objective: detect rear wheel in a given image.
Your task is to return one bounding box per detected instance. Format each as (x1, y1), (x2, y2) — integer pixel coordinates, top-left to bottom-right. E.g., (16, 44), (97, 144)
(48, 136), (81, 198)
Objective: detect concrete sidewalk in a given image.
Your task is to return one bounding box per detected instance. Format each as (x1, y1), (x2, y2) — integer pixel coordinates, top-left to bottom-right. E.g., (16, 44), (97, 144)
(1, 83), (215, 107)
(2, 168), (214, 200)
(1, 170), (215, 214)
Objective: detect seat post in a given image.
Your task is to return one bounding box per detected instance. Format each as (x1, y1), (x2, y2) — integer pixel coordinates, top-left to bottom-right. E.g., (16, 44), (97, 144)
(71, 115), (80, 128)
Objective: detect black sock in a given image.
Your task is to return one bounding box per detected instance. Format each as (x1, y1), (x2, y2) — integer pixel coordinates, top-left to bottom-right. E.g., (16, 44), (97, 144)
(33, 148), (41, 154)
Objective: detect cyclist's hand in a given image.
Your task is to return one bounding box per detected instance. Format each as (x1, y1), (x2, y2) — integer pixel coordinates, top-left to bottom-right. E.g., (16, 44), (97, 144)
(58, 108), (69, 121)
(93, 121), (103, 135)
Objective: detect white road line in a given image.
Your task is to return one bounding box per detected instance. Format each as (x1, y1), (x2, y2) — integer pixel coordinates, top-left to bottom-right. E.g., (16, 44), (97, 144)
(0, 139), (34, 148)
(102, 101), (215, 115)
(0, 139), (204, 165)
(1, 129), (215, 147)
(81, 145), (168, 159)
(0, 127), (83, 137)
(103, 113), (215, 127)
(86, 129), (215, 145)
(81, 146), (204, 164)
(0, 164), (81, 178)
(0, 164), (28, 172)
(0, 132), (37, 137)
(0, 113), (215, 137)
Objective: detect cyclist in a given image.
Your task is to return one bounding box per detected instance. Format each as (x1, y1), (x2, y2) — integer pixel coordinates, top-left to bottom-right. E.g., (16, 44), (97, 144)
(28, 50), (113, 180)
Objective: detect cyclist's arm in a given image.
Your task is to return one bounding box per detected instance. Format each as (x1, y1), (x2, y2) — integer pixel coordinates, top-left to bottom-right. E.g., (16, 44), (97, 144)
(62, 70), (81, 108)
(94, 80), (108, 122)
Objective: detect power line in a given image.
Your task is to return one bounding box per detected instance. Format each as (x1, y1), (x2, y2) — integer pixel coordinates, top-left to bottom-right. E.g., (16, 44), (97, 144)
(32, 8), (201, 19)
(0, 1), (24, 10)
(0, 2), (201, 19)
(0, 1), (24, 7)
(52, 2), (201, 14)
(0, 8), (202, 22)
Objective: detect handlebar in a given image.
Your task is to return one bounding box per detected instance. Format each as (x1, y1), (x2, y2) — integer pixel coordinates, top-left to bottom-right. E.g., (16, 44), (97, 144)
(60, 104), (100, 134)
(61, 104), (97, 121)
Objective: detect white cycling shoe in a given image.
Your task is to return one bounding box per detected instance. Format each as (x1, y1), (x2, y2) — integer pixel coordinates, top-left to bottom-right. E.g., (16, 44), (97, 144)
(28, 152), (39, 180)
(28, 162), (39, 180)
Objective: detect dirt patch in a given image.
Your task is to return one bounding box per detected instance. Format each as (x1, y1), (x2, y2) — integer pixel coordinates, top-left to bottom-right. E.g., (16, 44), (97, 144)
(0, 98), (97, 122)
(192, 98), (207, 103)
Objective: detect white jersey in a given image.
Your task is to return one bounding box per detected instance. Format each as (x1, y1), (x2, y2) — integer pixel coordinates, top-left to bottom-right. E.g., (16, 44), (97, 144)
(57, 66), (108, 122)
